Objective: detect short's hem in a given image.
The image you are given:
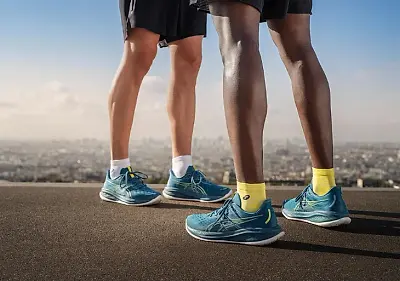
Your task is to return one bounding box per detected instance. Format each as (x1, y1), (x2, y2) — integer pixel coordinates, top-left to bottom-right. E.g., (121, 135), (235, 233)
(159, 33), (207, 48)
(123, 15), (206, 48)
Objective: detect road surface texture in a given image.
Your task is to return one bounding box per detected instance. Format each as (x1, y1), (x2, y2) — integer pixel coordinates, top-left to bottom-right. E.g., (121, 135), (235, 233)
(1, 184), (399, 281)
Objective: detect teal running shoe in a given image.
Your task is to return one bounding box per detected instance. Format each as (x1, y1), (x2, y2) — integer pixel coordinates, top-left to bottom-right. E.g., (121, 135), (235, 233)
(99, 167), (162, 206)
(185, 193), (284, 246)
(282, 185), (351, 227)
(162, 166), (232, 203)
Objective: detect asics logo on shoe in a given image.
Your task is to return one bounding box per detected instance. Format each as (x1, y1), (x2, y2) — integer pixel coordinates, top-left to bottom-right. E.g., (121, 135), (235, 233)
(230, 215), (262, 225)
(174, 181), (207, 195)
(295, 197), (332, 211)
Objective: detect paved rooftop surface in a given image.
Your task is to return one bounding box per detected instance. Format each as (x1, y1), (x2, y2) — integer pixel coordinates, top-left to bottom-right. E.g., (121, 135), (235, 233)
(1, 184), (399, 281)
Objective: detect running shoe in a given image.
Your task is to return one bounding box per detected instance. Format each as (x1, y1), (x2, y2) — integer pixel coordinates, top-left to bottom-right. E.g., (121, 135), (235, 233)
(100, 167), (162, 206)
(163, 166), (232, 202)
(282, 184), (351, 227)
(185, 193), (284, 245)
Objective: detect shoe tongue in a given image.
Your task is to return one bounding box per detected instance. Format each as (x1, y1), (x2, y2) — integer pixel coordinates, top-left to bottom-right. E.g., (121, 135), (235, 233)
(186, 166), (195, 175)
(231, 193), (242, 207)
(120, 166), (135, 178)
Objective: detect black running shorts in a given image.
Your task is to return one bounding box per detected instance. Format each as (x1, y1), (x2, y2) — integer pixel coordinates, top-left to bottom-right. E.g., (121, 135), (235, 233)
(120, 0), (207, 48)
(190, 0), (312, 22)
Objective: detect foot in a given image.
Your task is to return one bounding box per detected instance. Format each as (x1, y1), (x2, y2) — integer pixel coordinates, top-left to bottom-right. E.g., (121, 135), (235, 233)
(282, 184), (351, 227)
(185, 193), (284, 246)
(163, 166), (232, 203)
(100, 168), (162, 206)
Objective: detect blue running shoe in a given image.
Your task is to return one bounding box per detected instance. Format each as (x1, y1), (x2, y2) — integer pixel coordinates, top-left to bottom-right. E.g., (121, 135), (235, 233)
(163, 166), (232, 203)
(282, 185), (351, 227)
(99, 167), (162, 206)
(185, 193), (284, 246)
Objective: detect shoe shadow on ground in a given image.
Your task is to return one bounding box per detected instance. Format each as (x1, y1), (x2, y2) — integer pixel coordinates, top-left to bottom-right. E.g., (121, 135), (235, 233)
(271, 240), (400, 260)
(348, 210), (400, 219)
(331, 217), (400, 237)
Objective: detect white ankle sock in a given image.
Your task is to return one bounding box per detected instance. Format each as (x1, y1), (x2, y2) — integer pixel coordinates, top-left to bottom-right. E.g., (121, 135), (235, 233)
(172, 155), (192, 178)
(110, 158), (131, 179)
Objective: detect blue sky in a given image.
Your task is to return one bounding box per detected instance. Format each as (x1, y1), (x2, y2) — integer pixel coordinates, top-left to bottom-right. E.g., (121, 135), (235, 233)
(0, 0), (399, 141)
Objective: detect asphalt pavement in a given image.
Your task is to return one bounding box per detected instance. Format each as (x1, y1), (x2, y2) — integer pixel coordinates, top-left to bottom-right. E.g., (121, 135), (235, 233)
(1, 184), (399, 281)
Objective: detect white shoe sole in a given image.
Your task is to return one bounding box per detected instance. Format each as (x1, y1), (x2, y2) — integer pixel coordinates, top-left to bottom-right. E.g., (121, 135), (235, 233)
(282, 210), (351, 227)
(99, 192), (162, 206)
(162, 189), (233, 203)
(186, 224), (285, 246)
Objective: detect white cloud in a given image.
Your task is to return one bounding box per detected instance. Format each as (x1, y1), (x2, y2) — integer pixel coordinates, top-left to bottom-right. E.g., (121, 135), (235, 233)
(0, 62), (399, 142)
(43, 80), (70, 93)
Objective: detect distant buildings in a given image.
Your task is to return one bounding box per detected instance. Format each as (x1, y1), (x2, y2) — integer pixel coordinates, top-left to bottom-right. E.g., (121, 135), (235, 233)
(0, 139), (399, 187)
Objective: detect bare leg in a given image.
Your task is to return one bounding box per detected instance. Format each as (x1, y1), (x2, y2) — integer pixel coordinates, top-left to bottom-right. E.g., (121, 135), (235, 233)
(167, 36), (203, 158)
(268, 15), (333, 169)
(272, 17), (350, 225)
(210, 2), (266, 183)
(185, 2), (285, 243)
(108, 28), (159, 160)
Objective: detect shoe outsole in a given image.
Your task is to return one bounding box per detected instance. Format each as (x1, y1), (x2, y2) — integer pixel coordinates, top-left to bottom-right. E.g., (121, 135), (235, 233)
(99, 192), (162, 206)
(185, 225), (285, 246)
(282, 210), (351, 227)
(162, 189), (233, 203)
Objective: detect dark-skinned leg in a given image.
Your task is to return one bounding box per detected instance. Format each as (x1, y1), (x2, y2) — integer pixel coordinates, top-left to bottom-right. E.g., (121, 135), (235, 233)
(275, 14), (351, 227)
(268, 14), (335, 195)
(209, 2), (267, 212)
(185, 1), (284, 246)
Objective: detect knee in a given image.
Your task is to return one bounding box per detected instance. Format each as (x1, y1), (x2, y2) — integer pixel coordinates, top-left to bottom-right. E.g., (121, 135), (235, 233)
(122, 40), (157, 76)
(219, 33), (259, 75)
(178, 50), (202, 75)
(282, 40), (315, 72)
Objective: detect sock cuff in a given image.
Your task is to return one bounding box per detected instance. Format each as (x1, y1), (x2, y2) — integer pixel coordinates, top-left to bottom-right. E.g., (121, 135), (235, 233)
(237, 181), (266, 189)
(312, 167), (335, 176)
(172, 155), (192, 162)
(111, 158), (130, 167)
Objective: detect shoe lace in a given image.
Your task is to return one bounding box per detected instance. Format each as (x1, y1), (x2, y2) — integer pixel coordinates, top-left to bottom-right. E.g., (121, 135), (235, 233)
(119, 170), (148, 191)
(208, 199), (239, 220)
(294, 186), (311, 209)
(295, 188), (308, 203)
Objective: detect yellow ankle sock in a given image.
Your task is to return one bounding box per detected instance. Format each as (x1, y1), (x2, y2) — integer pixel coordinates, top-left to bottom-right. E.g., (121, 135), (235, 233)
(312, 168), (336, 196)
(237, 182), (266, 212)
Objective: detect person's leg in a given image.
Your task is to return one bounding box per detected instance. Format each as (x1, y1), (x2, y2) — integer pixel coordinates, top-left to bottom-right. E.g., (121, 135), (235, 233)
(210, 2), (267, 212)
(101, 23), (163, 206)
(185, 0), (284, 246)
(163, 34), (232, 202)
(101, 27), (163, 206)
(167, 36), (201, 176)
(268, 5), (350, 226)
(267, 14), (335, 195)
(109, 28), (159, 177)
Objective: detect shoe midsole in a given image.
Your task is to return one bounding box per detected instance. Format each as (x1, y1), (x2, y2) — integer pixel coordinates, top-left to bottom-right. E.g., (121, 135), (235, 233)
(100, 190), (157, 204)
(163, 187), (224, 200)
(282, 209), (349, 220)
(186, 225), (282, 240)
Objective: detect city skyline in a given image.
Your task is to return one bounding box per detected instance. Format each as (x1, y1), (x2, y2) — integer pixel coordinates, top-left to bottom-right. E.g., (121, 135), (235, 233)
(0, 0), (399, 141)
(1, 138), (399, 188)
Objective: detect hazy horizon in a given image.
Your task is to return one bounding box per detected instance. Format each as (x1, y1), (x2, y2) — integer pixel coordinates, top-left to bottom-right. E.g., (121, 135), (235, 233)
(1, 0), (399, 142)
